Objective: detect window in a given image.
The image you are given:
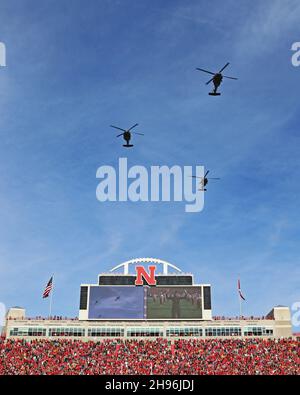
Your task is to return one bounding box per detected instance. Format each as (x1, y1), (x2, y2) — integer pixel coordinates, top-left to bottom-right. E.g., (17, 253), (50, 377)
(49, 328), (85, 337)
(205, 327), (241, 337)
(10, 327), (47, 337)
(166, 328), (203, 337)
(243, 327), (273, 337)
(127, 328), (163, 337)
(88, 328), (124, 337)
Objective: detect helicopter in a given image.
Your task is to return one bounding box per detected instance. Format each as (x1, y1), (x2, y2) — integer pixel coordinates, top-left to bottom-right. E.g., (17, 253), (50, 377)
(110, 123), (144, 147)
(192, 170), (220, 191)
(196, 62), (238, 96)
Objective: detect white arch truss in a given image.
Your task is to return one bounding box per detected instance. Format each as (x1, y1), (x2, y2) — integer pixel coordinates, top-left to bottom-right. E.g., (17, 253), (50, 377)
(110, 258), (182, 275)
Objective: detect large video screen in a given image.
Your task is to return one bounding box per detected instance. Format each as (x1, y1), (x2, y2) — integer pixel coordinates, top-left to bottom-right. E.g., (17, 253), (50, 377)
(146, 287), (202, 319)
(88, 286), (144, 319)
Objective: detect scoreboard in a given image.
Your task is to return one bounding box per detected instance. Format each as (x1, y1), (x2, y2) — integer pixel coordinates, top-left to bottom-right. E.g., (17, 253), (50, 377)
(79, 259), (212, 321)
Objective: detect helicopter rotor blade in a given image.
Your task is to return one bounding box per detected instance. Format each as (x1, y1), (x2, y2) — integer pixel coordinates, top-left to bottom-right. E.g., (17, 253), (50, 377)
(128, 123), (139, 131)
(206, 77), (214, 85)
(116, 133), (124, 138)
(207, 178), (220, 180)
(196, 68), (215, 75)
(223, 75), (238, 80)
(110, 125), (126, 132)
(133, 132), (144, 136)
(218, 62), (230, 73)
(204, 170), (210, 177)
(190, 176), (203, 179)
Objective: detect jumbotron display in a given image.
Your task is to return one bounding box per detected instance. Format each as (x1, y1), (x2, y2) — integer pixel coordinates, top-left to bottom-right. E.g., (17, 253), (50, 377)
(87, 285), (202, 320)
(88, 286), (144, 319)
(146, 287), (202, 319)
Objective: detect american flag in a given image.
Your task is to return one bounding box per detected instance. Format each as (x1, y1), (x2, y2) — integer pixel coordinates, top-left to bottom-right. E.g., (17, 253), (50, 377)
(238, 279), (246, 301)
(43, 277), (53, 298)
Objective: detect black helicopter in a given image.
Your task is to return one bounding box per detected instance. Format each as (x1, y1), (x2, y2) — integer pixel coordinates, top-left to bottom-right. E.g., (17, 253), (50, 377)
(110, 123), (144, 147)
(196, 62), (238, 95)
(192, 170), (220, 191)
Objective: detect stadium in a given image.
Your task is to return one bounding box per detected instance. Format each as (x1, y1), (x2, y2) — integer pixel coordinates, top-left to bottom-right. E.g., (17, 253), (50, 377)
(1, 1), (300, 377)
(1, 258), (299, 375)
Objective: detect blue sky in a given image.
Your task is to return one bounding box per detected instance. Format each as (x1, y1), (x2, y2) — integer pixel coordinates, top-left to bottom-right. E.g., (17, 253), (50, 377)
(0, 0), (299, 326)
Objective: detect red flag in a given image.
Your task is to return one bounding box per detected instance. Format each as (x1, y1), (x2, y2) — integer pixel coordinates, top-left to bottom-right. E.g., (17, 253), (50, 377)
(238, 279), (246, 301)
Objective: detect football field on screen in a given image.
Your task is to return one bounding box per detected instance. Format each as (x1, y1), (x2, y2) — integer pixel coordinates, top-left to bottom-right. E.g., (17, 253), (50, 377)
(147, 298), (202, 319)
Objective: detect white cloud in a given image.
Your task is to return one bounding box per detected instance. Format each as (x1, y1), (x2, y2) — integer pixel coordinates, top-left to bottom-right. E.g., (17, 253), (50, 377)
(236, 0), (300, 57)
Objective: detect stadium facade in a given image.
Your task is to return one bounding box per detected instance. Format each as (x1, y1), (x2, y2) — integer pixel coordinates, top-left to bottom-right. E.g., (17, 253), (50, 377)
(2, 258), (293, 340)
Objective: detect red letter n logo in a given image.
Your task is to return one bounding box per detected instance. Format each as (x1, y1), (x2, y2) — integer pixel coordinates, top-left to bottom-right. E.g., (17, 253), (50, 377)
(135, 266), (157, 286)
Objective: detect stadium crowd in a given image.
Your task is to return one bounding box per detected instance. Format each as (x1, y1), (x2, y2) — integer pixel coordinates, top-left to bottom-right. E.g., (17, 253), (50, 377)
(212, 316), (272, 321)
(7, 316), (79, 321)
(7, 315), (272, 322)
(0, 337), (299, 375)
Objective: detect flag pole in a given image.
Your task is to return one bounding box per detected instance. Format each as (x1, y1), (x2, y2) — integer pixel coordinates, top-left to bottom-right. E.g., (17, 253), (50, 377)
(237, 277), (240, 319)
(49, 275), (54, 319)
(238, 277), (245, 319)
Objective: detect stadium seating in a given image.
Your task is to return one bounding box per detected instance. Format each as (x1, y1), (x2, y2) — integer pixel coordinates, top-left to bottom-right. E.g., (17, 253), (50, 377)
(0, 338), (299, 375)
